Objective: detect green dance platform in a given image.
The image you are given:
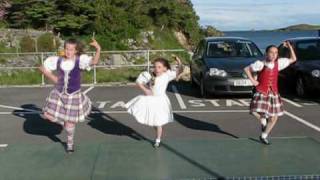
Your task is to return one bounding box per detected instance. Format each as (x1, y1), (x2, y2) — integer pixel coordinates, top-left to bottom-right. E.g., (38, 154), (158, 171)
(1, 137), (320, 179)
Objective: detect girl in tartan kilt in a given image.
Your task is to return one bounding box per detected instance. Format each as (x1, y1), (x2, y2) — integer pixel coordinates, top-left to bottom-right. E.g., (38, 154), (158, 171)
(39, 38), (101, 153)
(244, 41), (296, 145)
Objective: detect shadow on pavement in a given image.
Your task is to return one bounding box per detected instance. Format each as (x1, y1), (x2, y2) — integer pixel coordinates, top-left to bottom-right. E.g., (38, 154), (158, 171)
(87, 107), (144, 141)
(174, 113), (239, 139)
(87, 106), (226, 179)
(13, 104), (64, 144)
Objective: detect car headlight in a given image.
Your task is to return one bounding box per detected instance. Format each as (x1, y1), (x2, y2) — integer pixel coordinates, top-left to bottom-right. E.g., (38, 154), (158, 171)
(311, 69), (320, 78)
(209, 68), (227, 77)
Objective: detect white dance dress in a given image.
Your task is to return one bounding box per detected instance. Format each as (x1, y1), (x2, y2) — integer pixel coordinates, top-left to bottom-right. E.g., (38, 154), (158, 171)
(125, 70), (177, 127)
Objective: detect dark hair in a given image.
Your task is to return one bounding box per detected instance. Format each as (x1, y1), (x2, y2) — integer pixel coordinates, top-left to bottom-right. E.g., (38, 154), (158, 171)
(265, 45), (278, 54)
(64, 38), (84, 56)
(153, 57), (171, 70)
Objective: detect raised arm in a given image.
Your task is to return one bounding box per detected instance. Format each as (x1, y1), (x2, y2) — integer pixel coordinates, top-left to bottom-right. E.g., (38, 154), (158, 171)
(284, 41), (297, 64)
(172, 55), (183, 77)
(89, 38), (101, 66)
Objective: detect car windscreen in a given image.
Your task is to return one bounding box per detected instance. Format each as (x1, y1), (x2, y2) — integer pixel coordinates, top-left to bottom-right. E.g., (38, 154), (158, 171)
(206, 40), (262, 58)
(296, 40), (320, 61)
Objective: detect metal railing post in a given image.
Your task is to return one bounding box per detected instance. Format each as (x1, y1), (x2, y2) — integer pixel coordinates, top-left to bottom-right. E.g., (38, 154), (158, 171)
(41, 53), (45, 85)
(93, 52), (97, 84)
(189, 51), (193, 62)
(94, 65), (97, 84)
(147, 50), (150, 72)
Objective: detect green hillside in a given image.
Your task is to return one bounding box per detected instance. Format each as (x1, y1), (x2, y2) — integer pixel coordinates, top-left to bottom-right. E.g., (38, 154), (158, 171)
(0, 0), (222, 50)
(278, 24), (320, 31)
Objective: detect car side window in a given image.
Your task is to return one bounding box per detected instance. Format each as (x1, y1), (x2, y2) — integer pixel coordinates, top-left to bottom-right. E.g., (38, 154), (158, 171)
(296, 40), (320, 61)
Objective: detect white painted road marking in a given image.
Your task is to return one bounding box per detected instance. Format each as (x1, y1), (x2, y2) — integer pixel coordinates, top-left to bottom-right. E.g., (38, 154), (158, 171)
(285, 111), (320, 132)
(173, 110), (249, 113)
(83, 86), (95, 95)
(96, 101), (112, 109)
(1, 105), (320, 135)
(0, 110), (249, 115)
(0, 104), (38, 112)
(0, 144), (8, 148)
(302, 102), (319, 106)
(282, 98), (303, 108)
(172, 85), (187, 109)
(0, 112), (40, 115)
(95, 99), (251, 109)
(3, 109), (320, 134)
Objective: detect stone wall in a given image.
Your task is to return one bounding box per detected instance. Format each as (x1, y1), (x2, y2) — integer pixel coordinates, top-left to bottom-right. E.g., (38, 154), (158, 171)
(0, 28), (53, 47)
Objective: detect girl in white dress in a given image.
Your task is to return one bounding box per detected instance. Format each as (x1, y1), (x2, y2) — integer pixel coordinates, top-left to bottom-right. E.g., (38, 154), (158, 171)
(125, 56), (183, 147)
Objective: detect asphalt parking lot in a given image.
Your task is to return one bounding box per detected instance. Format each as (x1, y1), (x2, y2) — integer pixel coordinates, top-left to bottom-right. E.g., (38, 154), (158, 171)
(0, 83), (320, 179)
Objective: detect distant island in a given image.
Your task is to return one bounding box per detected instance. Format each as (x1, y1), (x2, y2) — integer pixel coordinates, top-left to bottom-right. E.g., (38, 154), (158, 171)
(277, 24), (320, 31)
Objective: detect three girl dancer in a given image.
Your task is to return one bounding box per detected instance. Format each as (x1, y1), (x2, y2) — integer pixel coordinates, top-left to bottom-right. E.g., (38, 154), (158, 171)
(39, 38), (297, 153)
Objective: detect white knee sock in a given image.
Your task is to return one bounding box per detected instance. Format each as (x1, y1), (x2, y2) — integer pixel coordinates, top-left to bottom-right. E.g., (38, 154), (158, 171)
(261, 132), (268, 139)
(261, 118), (267, 126)
(65, 123), (76, 149)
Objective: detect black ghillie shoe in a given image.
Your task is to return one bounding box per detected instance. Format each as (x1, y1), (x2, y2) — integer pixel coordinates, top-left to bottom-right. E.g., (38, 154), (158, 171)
(66, 146), (75, 154)
(153, 141), (160, 148)
(259, 136), (270, 145)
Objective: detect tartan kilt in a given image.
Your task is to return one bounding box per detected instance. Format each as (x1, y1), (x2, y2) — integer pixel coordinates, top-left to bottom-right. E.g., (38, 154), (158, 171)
(43, 89), (92, 123)
(250, 91), (284, 118)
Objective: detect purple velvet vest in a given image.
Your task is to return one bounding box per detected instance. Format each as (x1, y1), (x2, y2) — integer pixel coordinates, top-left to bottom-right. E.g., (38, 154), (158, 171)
(56, 57), (81, 94)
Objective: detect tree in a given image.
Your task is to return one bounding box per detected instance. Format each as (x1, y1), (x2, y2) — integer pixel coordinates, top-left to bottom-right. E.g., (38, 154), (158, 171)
(0, 0), (10, 20)
(3, 0), (211, 48)
(202, 25), (224, 37)
(52, 0), (96, 35)
(20, 35), (36, 52)
(37, 33), (60, 52)
(24, 1), (56, 30)
(5, 0), (31, 28)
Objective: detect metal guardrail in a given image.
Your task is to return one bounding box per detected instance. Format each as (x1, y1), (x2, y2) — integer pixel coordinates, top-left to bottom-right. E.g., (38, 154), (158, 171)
(0, 49), (191, 85)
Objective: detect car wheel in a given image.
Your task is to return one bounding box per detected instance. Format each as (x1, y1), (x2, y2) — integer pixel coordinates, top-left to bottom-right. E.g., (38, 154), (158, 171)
(296, 76), (307, 97)
(200, 77), (208, 98)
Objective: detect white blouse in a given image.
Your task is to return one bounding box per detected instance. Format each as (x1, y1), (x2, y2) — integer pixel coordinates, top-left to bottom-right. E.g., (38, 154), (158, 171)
(43, 54), (93, 72)
(136, 71), (152, 84)
(136, 70), (177, 96)
(250, 58), (291, 72)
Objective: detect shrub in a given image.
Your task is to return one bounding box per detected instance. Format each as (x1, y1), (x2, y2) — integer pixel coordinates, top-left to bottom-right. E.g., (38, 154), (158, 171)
(37, 33), (60, 52)
(20, 36), (36, 52)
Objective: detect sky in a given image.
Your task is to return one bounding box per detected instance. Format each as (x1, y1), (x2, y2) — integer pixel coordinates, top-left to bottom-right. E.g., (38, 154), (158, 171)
(191, 0), (320, 31)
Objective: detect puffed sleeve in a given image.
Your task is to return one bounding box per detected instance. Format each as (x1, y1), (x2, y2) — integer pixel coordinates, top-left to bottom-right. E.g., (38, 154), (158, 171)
(43, 56), (59, 71)
(278, 58), (290, 71)
(166, 70), (177, 81)
(79, 54), (93, 71)
(250, 60), (264, 72)
(136, 71), (152, 84)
